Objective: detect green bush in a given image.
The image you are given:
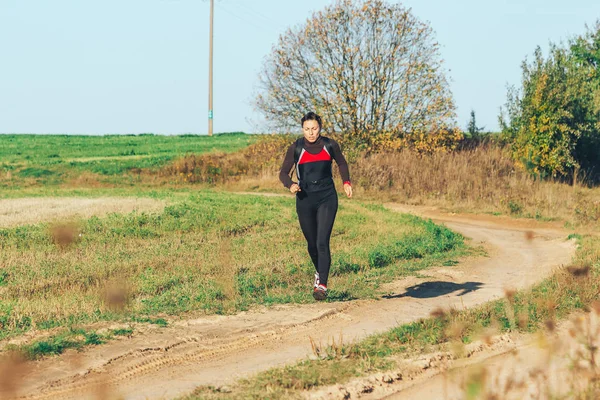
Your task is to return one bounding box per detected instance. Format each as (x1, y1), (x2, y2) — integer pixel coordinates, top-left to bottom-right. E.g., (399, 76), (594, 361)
(500, 22), (600, 182)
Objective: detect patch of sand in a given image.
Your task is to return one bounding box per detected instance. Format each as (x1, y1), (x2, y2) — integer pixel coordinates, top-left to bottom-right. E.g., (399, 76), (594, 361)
(0, 197), (166, 227)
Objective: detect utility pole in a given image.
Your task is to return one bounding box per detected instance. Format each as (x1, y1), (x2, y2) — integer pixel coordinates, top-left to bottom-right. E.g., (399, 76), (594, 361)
(208, 0), (214, 136)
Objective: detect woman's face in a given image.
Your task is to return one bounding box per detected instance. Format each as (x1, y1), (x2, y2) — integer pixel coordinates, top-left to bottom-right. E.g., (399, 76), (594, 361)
(302, 120), (321, 143)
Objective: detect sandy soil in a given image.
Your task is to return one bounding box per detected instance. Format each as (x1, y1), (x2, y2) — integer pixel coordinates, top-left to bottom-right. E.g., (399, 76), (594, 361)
(0, 197), (166, 228)
(0, 202), (576, 400)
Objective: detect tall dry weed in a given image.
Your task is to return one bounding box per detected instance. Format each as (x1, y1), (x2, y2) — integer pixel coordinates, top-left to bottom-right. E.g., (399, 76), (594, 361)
(351, 145), (593, 220)
(460, 302), (600, 399)
(217, 237), (238, 311)
(160, 134), (291, 184)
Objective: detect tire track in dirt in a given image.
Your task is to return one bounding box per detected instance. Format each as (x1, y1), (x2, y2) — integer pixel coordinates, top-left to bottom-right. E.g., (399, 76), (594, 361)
(18, 307), (345, 400)
(2, 202), (577, 400)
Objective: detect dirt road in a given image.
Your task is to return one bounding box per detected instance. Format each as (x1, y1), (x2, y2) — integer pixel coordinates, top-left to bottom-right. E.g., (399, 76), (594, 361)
(2, 203), (576, 400)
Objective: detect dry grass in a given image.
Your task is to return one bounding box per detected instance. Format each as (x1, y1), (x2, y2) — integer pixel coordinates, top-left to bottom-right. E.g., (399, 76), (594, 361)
(346, 146), (599, 226)
(160, 134), (291, 185)
(352, 146), (574, 215)
(160, 138), (600, 226)
(460, 301), (600, 399)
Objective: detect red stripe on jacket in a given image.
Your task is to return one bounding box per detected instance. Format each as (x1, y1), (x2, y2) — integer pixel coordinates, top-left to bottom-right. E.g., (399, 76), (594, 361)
(298, 148), (331, 165)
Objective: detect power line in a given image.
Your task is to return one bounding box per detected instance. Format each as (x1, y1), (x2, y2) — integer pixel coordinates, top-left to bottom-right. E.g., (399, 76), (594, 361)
(215, 1), (278, 34)
(229, 0), (280, 26)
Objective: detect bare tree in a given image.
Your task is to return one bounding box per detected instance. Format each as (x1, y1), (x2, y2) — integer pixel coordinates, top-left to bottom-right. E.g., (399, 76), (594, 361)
(254, 0), (457, 148)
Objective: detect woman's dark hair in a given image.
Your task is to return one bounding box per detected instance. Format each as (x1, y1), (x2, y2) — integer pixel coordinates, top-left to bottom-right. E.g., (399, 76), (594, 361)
(301, 112), (322, 129)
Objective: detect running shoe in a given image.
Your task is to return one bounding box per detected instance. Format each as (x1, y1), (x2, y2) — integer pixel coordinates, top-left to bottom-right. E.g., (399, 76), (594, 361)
(313, 284), (328, 301)
(313, 272), (320, 289)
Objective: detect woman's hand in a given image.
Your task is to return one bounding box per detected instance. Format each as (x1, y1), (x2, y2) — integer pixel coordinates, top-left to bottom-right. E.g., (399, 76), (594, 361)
(343, 183), (353, 198)
(290, 183), (301, 194)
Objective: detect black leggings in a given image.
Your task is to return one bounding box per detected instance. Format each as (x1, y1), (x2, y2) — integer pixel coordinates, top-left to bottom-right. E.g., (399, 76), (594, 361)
(296, 186), (338, 286)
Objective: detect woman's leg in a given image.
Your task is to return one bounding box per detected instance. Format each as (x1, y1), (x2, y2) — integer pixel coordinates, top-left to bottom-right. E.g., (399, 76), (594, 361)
(315, 192), (338, 286)
(296, 196), (319, 272)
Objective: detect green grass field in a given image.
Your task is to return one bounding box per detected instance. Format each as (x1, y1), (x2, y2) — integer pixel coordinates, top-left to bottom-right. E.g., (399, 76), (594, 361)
(0, 132), (257, 180)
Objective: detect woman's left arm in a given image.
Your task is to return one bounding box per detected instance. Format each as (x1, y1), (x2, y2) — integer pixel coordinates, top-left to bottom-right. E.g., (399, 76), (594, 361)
(331, 140), (352, 198)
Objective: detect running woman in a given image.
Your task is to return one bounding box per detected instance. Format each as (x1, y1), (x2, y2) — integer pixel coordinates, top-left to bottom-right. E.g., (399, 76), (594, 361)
(279, 112), (352, 301)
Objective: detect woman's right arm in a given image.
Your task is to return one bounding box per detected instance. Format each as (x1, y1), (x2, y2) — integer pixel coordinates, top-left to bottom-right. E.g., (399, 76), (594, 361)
(279, 143), (296, 189)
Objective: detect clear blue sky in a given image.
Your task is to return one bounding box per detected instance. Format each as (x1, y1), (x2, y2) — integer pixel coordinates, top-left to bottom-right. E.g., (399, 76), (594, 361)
(1, 0), (598, 134)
